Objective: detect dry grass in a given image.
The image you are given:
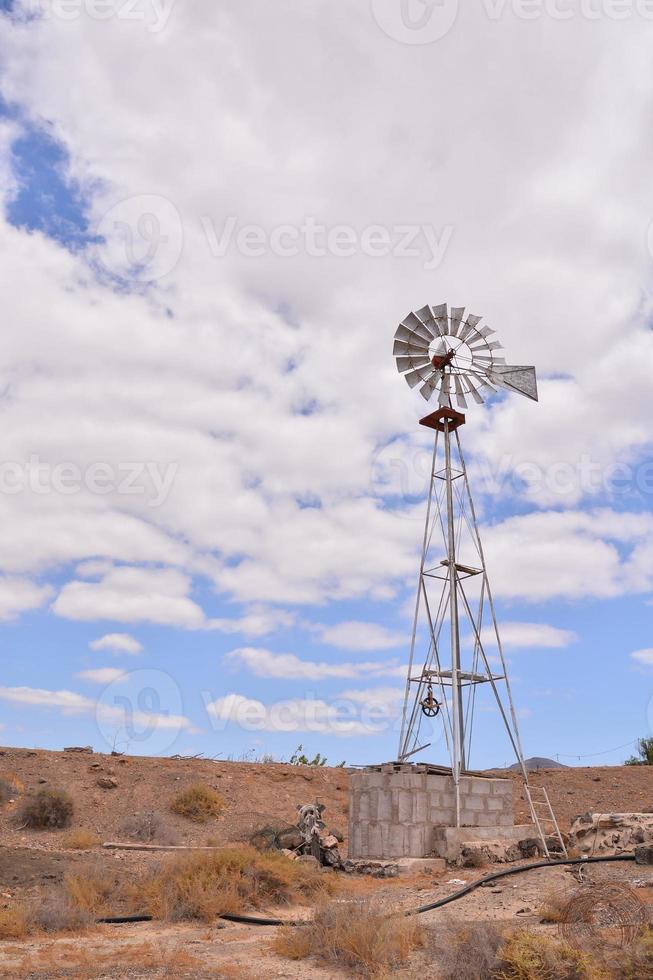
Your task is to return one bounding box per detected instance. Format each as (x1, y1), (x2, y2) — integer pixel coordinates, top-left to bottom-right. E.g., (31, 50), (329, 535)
(169, 784), (225, 823)
(432, 922), (505, 979)
(0, 905), (29, 940)
(273, 900), (425, 977)
(0, 777), (19, 805)
(136, 844), (332, 923)
(11, 941), (205, 978)
(63, 867), (116, 918)
(62, 827), (100, 850)
(495, 931), (606, 980)
(538, 888), (573, 924)
(16, 787), (74, 829)
(122, 808), (179, 844)
(615, 930), (653, 979)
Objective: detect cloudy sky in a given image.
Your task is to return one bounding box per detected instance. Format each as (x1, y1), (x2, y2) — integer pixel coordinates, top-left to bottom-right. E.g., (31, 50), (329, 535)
(0, 0), (652, 767)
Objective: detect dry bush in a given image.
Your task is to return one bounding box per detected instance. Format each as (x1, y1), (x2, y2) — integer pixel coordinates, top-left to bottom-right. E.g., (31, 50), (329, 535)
(0, 905), (29, 940)
(432, 922), (504, 979)
(614, 929), (653, 979)
(170, 784), (225, 823)
(496, 931), (605, 980)
(122, 808), (179, 844)
(62, 828), (100, 850)
(64, 867), (115, 918)
(30, 892), (93, 934)
(539, 888), (573, 924)
(273, 900), (425, 977)
(0, 777), (19, 805)
(17, 788), (73, 829)
(137, 845), (332, 923)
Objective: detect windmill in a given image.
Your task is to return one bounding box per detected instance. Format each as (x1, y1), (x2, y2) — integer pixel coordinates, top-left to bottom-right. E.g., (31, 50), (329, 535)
(392, 304), (565, 856)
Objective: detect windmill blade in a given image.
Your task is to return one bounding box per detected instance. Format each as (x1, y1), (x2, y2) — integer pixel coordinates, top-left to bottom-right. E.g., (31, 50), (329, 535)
(432, 303), (448, 335)
(458, 313), (482, 343)
(394, 325), (430, 349)
(416, 305), (442, 336)
(487, 365), (538, 401)
(401, 313), (434, 344)
(395, 355), (431, 373)
(453, 375), (468, 410)
(393, 338), (430, 357)
(449, 307), (465, 337)
(404, 365), (436, 389)
(486, 341), (504, 352)
(477, 326), (496, 339)
(467, 382), (485, 405)
(419, 371), (442, 401)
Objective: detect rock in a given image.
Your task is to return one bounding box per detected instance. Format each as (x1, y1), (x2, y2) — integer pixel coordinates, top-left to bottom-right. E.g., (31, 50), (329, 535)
(37, 778), (47, 784)
(280, 848), (297, 861)
(569, 813), (653, 856)
(320, 834), (339, 850)
(65, 746), (93, 753)
(276, 828), (303, 850)
(518, 838), (542, 859)
(96, 777), (118, 790)
(295, 855), (320, 869)
(635, 845), (653, 865)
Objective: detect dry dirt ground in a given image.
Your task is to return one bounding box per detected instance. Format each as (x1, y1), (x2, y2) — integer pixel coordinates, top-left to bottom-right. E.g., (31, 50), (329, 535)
(1, 747), (653, 978)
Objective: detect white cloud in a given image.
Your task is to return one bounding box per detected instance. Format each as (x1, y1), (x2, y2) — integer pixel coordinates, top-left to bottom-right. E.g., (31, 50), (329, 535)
(0, 576), (52, 621)
(205, 692), (383, 737)
(313, 621), (406, 652)
(76, 667), (127, 684)
(631, 648), (653, 667)
(0, 6), (650, 631)
(479, 622), (578, 650)
(210, 606), (295, 638)
(89, 633), (143, 655)
(0, 683), (194, 732)
(225, 646), (407, 681)
(53, 566), (208, 628)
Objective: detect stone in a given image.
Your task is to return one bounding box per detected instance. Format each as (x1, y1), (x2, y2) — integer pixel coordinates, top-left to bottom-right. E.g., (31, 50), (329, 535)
(569, 813), (653, 856)
(635, 845), (653, 865)
(96, 777), (118, 790)
(64, 746), (93, 753)
(320, 834), (339, 850)
(280, 848), (297, 861)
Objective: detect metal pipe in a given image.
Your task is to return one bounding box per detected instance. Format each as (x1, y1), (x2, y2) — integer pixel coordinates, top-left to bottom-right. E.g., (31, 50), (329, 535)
(444, 419), (465, 799)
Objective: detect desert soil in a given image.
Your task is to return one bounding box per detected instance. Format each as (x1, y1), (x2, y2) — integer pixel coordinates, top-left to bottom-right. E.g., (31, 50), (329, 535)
(1, 747), (652, 978)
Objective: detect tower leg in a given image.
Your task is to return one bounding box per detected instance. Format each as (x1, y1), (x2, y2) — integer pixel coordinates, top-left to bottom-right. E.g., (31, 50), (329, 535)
(444, 421), (465, 823)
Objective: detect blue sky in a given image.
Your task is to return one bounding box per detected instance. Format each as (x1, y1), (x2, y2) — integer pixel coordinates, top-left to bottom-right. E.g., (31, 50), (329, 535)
(0, 3), (652, 769)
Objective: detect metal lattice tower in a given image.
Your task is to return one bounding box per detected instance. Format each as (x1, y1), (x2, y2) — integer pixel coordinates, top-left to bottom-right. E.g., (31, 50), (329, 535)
(392, 304), (565, 854)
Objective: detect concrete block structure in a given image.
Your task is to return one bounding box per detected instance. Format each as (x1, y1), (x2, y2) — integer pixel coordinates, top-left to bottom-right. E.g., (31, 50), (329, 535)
(348, 763), (529, 860)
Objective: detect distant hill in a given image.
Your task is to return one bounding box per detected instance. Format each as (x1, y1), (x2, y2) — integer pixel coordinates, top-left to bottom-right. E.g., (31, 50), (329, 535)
(509, 757), (569, 772)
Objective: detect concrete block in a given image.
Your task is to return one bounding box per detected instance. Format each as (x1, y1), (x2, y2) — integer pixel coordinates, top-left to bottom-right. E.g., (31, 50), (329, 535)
(368, 824), (382, 857)
(429, 807), (455, 825)
(496, 814), (514, 828)
(409, 825), (426, 855)
(413, 792), (428, 823)
(377, 790), (392, 822)
(487, 796), (508, 812)
(464, 795), (486, 812)
(491, 781), (513, 797)
(397, 790), (412, 823)
(472, 780), (492, 795)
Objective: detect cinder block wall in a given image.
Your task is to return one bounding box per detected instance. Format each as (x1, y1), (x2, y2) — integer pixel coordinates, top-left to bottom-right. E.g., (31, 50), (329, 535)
(348, 765), (514, 859)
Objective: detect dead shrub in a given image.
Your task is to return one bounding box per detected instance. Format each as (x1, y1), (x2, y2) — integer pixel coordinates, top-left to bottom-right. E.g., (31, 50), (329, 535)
(122, 809), (179, 844)
(17, 788), (73, 829)
(272, 900), (425, 977)
(137, 845), (331, 923)
(0, 777), (18, 805)
(62, 828), (100, 850)
(432, 922), (504, 979)
(31, 892), (93, 934)
(614, 929), (653, 979)
(0, 905), (29, 940)
(64, 867), (115, 918)
(170, 784), (225, 823)
(538, 888), (573, 924)
(496, 930), (604, 980)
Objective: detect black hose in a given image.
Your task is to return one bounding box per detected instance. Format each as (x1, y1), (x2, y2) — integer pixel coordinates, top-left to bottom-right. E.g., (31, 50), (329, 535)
(97, 854), (638, 928)
(98, 915), (154, 924)
(407, 854), (636, 916)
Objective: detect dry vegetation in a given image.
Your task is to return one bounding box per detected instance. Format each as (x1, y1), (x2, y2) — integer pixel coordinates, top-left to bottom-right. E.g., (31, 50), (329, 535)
(135, 845), (333, 923)
(169, 783), (225, 823)
(17, 787), (74, 828)
(273, 900), (425, 977)
(62, 827), (100, 850)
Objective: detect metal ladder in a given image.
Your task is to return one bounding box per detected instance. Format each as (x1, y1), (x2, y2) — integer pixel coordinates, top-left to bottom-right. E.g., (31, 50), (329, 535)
(523, 782), (567, 859)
